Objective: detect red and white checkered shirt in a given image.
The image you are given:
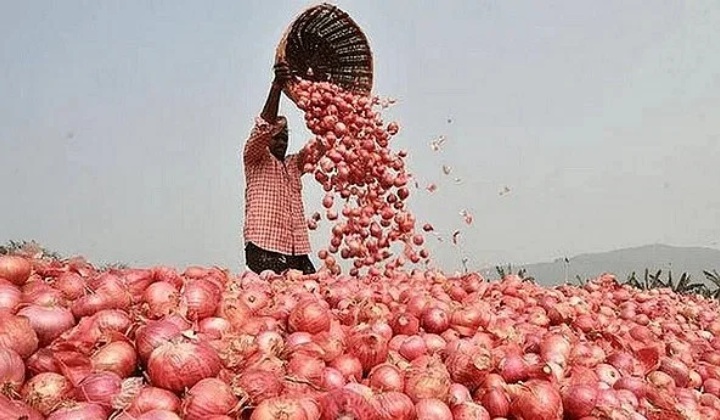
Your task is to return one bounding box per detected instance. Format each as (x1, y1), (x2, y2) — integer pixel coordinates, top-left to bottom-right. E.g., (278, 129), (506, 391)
(242, 116), (312, 256)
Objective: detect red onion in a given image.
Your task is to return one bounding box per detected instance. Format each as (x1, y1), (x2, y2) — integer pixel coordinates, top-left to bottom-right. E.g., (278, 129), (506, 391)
(0, 281), (21, 312)
(399, 335), (427, 360)
(415, 398), (452, 420)
(404, 356), (451, 402)
(705, 378), (720, 397)
(91, 340), (137, 378)
(659, 356), (690, 387)
(481, 387), (510, 417)
(329, 354), (362, 382)
(322, 367), (346, 390)
(143, 281), (180, 319)
(288, 298), (331, 334)
(54, 272), (86, 300)
(125, 386), (181, 415)
(347, 324), (390, 373)
(0, 394), (42, 420)
(447, 383), (472, 406)
(368, 364), (404, 392)
(183, 378), (239, 420)
(0, 311), (39, 358)
(128, 410), (182, 420)
(451, 401), (491, 420)
(135, 319), (183, 362)
(562, 384), (598, 419)
(373, 392), (415, 420)
(250, 396), (308, 420)
(76, 371), (122, 411)
(445, 343), (492, 391)
(498, 353), (529, 383)
(595, 363), (621, 386)
(147, 340), (221, 392)
(539, 334), (571, 367)
(391, 312), (420, 336)
(182, 279), (221, 321)
(421, 307), (449, 334)
(17, 304), (76, 346)
(256, 330), (285, 356)
(238, 288), (270, 313)
(0, 256), (32, 286)
(198, 316), (231, 340)
(46, 402), (107, 420)
(507, 379), (563, 420)
(231, 369), (283, 405)
(0, 347), (25, 393)
(21, 372), (74, 415)
(318, 388), (379, 419)
(421, 333), (446, 354)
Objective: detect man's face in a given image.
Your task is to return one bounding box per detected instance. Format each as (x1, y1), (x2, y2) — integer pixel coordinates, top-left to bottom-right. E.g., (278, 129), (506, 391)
(270, 125), (289, 160)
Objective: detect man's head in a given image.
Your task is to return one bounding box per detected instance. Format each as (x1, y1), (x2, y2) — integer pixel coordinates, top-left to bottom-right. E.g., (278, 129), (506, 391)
(270, 116), (289, 161)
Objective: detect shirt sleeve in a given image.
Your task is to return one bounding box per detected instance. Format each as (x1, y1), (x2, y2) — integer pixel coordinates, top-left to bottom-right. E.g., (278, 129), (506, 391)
(244, 116), (281, 166)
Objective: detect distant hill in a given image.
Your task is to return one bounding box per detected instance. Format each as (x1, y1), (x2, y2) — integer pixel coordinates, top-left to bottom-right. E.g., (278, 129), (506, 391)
(507, 244), (720, 287)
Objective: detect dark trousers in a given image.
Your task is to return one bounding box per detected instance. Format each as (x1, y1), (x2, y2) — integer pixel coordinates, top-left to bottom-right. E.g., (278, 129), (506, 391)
(245, 242), (316, 275)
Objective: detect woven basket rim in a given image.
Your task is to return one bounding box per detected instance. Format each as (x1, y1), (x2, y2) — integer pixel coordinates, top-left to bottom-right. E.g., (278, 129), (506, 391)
(275, 2), (373, 103)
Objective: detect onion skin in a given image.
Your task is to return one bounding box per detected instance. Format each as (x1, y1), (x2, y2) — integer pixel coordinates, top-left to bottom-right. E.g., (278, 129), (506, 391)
(562, 384), (598, 419)
(372, 391), (415, 420)
(91, 340), (138, 378)
(508, 379), (563, 420)
(451, 401), (491, 420)
(231, 369), (284, 406)
(0, 281), (21, 312)
(289, 299), (331, 334)
(147, 341), (222, 392)
(250, 396), (308, 420)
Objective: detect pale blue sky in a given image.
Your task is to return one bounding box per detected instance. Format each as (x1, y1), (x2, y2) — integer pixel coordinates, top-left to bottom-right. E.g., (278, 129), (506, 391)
(1, 1), (718, 274)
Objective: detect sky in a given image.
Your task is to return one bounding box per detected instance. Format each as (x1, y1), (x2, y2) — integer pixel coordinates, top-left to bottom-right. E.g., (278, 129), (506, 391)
(1, 1), (719, 274)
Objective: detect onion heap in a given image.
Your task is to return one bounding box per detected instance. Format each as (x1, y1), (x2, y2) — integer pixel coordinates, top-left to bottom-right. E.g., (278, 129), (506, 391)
(1, 78), (720, 419)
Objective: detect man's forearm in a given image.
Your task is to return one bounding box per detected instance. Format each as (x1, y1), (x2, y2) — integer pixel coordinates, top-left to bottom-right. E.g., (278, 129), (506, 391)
(260, 83), (283, 123)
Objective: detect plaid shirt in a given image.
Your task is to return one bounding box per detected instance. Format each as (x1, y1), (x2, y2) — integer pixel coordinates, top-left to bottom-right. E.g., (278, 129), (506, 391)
(243, 116), (312, 256)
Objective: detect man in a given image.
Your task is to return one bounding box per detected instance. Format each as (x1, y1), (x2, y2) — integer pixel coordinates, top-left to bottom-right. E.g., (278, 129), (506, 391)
(242, 63), (316, 275)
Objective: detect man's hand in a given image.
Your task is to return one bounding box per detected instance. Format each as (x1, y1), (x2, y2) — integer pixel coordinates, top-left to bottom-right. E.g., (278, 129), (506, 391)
(273, 62), (292, 88)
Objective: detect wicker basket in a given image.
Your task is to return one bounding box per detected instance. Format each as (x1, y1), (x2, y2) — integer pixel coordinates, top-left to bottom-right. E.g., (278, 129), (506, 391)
(276, 3), (373, 103)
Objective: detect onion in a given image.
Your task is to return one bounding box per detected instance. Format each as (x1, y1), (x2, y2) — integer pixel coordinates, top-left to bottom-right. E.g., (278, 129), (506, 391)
(704, 378), (720, 397)
(0, 347), (25, 394)
(183, 378), (239, 419)
(46, 402), (107, 420)
(373, 392), (415, 420)
(250, 396), (308, 420)
(481, 387), (510, 418)
(147, 340), (221, 392)
(322, 367), (346, 390)
(0, 281), (21, 312)
(318, 388), (379, 419)
(507, 379), (563, 420)
(135, 319), (183, 362)
(422, 333), (446, 354)
(231, 369), (283, 405)
(182, 279), (221, 321)
(444, 344), (492, 391)
(17, 304), (75, 346)
(0, 311), (39, 358)
(91, 340), (137, 378)
(415, 398), (452, 420)
(404, 357), (451, 402)
(421, 307), (449, 334)
(399, 335), (427, 360)
(447, 383), (472, 406)
(368, 364), (404, 392)
(498, 353), (529, 383)
(54, 272), (86, 300)
(329, 354), (362, 382)
(390, 313), (420, 336)
(288, 299), (331, 334)
(76, 371), (123, 412)
(0, 256), (32, 286)
(659, 356), (690, 387)
(451, 401), (491, 420)
(21, 372), (74, 416)
(128, 410), (183, 420)
(347, 325), (390, 373)
(143, 281), (180, 319)
(125, 386), (181, 415)
(0, 394), (42, 420)
(198, 317), (231, 340)
(562, 384), (598, 419)
(256, 330), (285, 356)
